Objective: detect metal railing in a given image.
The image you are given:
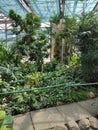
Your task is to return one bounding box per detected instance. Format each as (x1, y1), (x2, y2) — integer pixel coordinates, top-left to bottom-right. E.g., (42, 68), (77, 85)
(0, 82), (98, 95)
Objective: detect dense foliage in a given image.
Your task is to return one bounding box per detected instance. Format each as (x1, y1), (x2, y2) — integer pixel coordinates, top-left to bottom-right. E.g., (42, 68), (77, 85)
(77, 12), (98, 82)
(9, 10), (49, 71)
(0, 11), (98, 115)
(50, 16), (77, 64)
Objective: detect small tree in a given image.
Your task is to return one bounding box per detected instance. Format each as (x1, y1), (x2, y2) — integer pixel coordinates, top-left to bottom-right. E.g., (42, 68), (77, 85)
(50, 15), (76, 64)
(9, 10), (49, 71)
(63, 17), (77, 64)
(77, 12), (98, 82)
(29, 31), (49, 71)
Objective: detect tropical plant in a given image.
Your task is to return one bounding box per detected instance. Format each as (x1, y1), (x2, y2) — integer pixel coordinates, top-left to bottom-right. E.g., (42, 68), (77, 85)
(0, 45), (13, 65)
(62, 17), (77, 64)
(26, 72), (42, 87)
(50, 15), (77, 64)
(49, 14), (60, 25)
(77, 12), (98, 82)
(9, 10), (49, 71)
(29, 31), (49, 71)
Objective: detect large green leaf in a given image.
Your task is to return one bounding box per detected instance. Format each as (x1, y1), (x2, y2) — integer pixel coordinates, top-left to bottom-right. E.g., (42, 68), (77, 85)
(0, 111), (6, 128)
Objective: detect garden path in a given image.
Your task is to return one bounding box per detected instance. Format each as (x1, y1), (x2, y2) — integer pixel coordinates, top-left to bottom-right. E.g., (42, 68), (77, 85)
(13, 98), (98, 130)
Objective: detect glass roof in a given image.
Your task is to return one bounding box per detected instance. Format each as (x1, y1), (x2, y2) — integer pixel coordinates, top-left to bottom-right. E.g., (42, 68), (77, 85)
(26, 0), (59, 22)
(64, 0), (98, 17)
(0, 0), (28, 18)
(0, 0), (97, 22)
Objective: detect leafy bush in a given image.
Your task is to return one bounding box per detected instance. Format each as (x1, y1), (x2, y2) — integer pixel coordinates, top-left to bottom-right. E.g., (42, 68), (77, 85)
(1, 61), (97, 115)
(1, 11), (98, 116)
(9, 10), (49, 71)
(44, 58), (58, 72)
(77, 12), (98, 82)
(1, 85), (98, 115)
(26, 72), (42, 87)
(19, 63), (37, 75)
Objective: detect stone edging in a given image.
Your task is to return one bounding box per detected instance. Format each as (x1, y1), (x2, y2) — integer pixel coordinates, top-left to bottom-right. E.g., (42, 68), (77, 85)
(44, 116), (98, 130)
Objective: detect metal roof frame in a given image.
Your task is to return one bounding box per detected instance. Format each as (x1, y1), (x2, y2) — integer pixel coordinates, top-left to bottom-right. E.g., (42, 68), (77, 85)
(0, 0), (97, 23)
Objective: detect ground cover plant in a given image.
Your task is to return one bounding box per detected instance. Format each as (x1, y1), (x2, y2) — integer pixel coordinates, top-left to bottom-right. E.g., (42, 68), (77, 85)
(0, 65), (98, 115)
(0, 10), (98, 115)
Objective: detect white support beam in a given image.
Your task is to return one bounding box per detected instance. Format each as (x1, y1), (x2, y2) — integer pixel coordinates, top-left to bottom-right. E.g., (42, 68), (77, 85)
(18, 0), (32, 13)
(93, 2), (98, 12)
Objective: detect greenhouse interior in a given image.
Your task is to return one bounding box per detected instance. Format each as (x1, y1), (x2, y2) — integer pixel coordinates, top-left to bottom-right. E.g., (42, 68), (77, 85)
(0, 0), (98, 130)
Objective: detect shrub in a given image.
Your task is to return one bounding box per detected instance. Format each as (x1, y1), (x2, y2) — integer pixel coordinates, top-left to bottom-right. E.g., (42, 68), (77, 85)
(77, 12), (98, 82)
